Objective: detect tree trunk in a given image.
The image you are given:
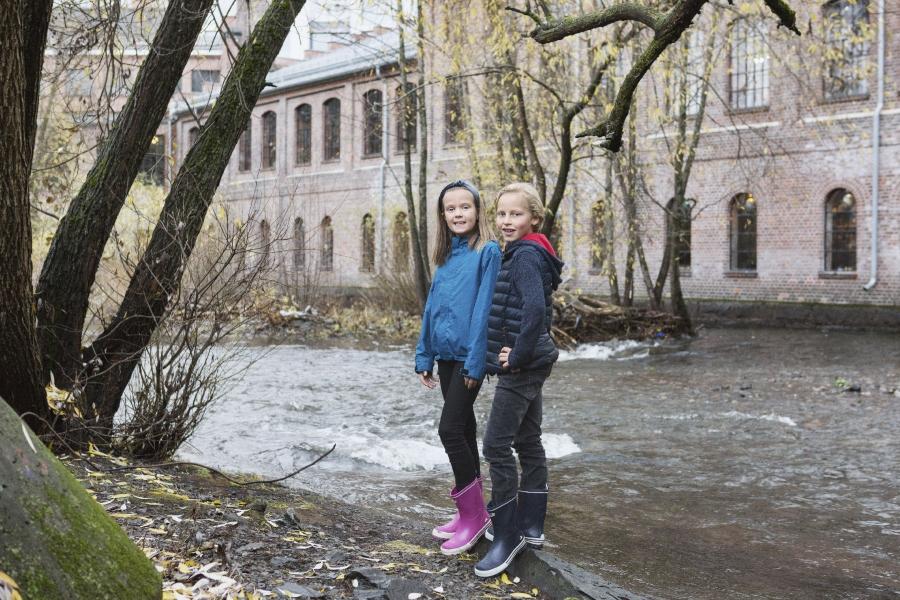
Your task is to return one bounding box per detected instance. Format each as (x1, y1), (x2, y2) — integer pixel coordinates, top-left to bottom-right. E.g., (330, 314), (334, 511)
(79, 0), (311, 437)
(397, 1), (427, 309)
(0, 0), (51, 431)
(415, 0), (431, 283)
(36, 0), (214, 387)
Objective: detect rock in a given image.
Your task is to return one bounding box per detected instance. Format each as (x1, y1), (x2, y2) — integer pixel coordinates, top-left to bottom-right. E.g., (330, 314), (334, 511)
(506, 548), (653, 600)
(354, 590), (388, 600)
(236, 541), (267, 554)
(276, 581), (324, 598)
(347, 567), (390, 588)
(271, 555), (297, 567)
(0, 399), (162, 600)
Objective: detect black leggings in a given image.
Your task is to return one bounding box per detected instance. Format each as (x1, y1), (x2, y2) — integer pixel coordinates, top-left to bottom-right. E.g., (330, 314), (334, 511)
(437, 360), (483, 490)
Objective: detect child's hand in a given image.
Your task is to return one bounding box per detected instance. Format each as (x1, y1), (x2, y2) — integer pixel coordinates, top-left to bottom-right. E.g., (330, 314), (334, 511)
(499, 346), (511, 370)
(463, 376), (479, 389)
(418, 371), (437, 389)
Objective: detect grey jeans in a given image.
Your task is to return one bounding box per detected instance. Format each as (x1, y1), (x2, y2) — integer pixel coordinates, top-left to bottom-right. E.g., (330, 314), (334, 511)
(482, 366), (552, 504)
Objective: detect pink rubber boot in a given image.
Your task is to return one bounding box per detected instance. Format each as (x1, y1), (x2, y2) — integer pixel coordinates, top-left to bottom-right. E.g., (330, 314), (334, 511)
(439, 477), (491, 555)
(431, 486), (459, 540)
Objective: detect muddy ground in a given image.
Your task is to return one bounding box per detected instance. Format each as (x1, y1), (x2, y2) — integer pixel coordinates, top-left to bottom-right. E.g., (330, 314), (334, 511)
(65, 453), (563, 600)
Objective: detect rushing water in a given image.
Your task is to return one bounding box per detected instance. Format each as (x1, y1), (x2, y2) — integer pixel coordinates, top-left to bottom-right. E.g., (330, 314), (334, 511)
(179, 328), (900, 599)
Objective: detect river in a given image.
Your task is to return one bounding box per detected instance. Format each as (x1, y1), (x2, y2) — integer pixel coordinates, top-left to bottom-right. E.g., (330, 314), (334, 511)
(178, 327), (900, 599)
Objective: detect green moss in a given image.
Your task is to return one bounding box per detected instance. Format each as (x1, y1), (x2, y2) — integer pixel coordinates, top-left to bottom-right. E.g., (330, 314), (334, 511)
(1, 401), (161, 600)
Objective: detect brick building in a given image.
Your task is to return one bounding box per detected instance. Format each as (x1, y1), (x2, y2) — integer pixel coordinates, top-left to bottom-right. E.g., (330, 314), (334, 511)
(164, 1), (898, 322)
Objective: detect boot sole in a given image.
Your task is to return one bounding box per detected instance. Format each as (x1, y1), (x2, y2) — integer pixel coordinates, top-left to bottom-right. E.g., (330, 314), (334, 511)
(439, 520), (491, 556)
(431, 527), (454, 540)
(473, 537), (527, 578)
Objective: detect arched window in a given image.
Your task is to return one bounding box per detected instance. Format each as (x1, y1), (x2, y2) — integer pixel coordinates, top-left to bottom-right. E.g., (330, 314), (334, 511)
(729, 19), (769, 109)
(361, 214), (375, 272)
(729, 193), (757, 271)
(591, 200), (607, 269)
(444, 79), (466, 144)
(320, 216), (334, 271)
(393, 212), (410, 272)
(259, 219), (271, 266)
(238, 119), (252, 172)
(323, 98), (341, 161)
(363, 90), (383, 157)
(261, 111), (276, 169)
(295, 104), (311, 166)
(188, 126), (200, 149)
(396, 83), (417, 152)
(825, 188), (857, 272)
(293, 217), (305, 269)
(823, 0), (869, 99)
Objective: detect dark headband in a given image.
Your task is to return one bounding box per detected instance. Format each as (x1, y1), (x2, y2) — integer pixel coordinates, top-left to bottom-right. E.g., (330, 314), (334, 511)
(437, 179), (481, 210)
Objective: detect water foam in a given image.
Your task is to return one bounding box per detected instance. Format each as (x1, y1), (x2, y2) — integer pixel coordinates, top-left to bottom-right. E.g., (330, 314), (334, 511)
(557, 339), (650, 362)
(346, 436), (448, 471)
(719, 410), (798, 427)
(543, 433), (581, 458)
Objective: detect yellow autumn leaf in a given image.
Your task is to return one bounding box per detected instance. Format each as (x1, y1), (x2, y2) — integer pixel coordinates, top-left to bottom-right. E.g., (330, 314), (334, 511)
(0, 571), (22, 600)
(500, 572), (513, 585)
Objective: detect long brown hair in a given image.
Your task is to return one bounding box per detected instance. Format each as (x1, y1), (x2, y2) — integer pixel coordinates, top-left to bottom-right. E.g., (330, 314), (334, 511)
(432, 180), (496, 266)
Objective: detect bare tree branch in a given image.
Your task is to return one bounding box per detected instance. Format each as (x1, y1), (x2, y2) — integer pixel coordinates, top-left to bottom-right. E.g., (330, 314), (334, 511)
(508, 0), (800, 151)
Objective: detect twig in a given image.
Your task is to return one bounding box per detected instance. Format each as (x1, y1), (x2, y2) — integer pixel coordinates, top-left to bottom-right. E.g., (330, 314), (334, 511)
(22, 411), (336, 487)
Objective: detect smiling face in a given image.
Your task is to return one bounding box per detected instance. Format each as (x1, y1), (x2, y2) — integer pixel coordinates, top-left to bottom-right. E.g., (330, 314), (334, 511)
(496, 192), (539, 243)
(442, 187), (478, 237)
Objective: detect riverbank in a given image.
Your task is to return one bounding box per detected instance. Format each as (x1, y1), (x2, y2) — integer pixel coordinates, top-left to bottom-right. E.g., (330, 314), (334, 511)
(64, 452), (627, 600)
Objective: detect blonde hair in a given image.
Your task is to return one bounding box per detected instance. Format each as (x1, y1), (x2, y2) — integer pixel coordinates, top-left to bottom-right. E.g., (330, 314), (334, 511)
(496, 182), (545, 229)
(432, 180), (496, 266)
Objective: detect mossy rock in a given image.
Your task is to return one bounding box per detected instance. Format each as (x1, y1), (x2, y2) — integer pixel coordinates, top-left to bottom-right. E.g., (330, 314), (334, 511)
(0, 400), (161, 600)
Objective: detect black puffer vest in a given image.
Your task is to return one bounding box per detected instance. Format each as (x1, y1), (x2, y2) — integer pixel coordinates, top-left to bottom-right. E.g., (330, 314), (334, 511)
(486, 241), (563, 375)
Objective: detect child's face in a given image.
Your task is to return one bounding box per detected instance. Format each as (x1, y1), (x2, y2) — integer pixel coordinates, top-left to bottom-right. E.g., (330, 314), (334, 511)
(442, 188), (478, 237)
(496, 192), (539, 243)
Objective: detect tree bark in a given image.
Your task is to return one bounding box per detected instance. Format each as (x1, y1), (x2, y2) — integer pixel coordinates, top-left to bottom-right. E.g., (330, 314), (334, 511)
(415, 0), (431, 282)
(36, 0), (215, 387)
(0, 0), (51, 431)
(397, 2), (428, 310)
(79, 0), (310, 436)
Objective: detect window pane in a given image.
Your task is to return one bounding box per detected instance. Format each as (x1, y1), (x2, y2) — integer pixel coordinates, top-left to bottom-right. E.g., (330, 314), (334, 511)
(824, 0), (869, 99)
(238, 120), (252, 172)
(730, 193), (757, 270)
(323, 99), (341, 160)
(295, 104), (311, 165)
(321, 216), (333, 271)
(444, 80), (466, 144)
(361, 214), (375, 272)
(825, 188), (857, 271)
(730, 20), (769, 109)
(363, 90), (383, 156)
(262, 112), (276, 169)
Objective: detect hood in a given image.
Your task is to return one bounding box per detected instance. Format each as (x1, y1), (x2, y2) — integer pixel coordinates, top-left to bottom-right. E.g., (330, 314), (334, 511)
(506, 236), (564, 291)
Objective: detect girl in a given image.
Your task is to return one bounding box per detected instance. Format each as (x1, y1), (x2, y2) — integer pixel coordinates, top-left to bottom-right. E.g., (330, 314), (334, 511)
(415, 179), (500, 555)
(475, 182), (563, 578)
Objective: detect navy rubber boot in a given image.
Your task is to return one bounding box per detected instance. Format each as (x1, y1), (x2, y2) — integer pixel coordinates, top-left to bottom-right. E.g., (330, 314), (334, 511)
(474, 497), (526, 578)
(485, 488), (548, 547)
(517, 489), (547, 547)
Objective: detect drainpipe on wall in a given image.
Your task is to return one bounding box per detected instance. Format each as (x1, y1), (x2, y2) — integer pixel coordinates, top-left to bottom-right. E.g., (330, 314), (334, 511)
(376, 64), (388, 273)
(864, 0), (885, 291)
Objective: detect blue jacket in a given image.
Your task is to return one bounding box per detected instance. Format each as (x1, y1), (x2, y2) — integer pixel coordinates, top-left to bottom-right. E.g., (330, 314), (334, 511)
(415, 237), (501, 380)
(486, 239), (564, 374)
